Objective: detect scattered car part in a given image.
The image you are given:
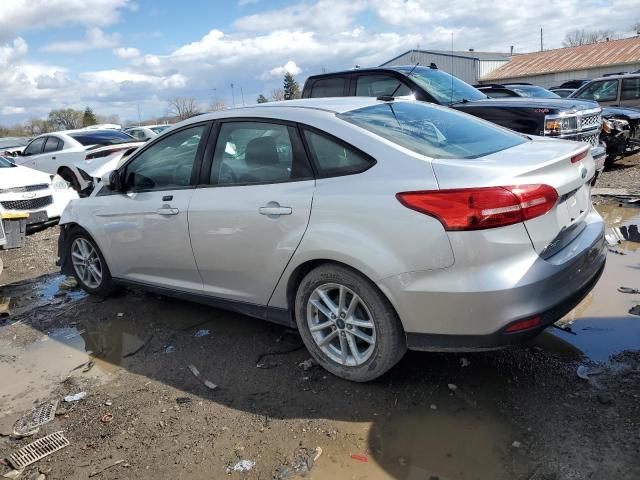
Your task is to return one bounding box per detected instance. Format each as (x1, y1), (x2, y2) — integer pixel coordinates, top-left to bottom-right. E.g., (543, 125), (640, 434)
(63, 391), (87, 402)
(8, 431), (69, 470)
(12, 400), (59, 437)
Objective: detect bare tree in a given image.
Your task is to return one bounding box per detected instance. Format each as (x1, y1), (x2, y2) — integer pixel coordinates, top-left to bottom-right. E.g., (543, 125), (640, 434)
(562, 29), (619, 47)
(24, 118), (54, 135)
(270, 88), (285, 102)
(167, 97), (199, 121)
(208, 98), (227, 111)
(48, 108), (83, 130)
(632, 20), (640, 34)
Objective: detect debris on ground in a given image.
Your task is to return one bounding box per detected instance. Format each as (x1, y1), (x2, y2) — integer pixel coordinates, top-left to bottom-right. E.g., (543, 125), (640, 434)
(350, 453), (369, 462)
(460, 357), (470, 367)
(59, 277), (78, 290)
(430, 404), (437, 410)
(2, 470), (22, 479)
(298, 358), (315, 371)
(187, 364), (218, 391)
(63, 392), (87, 403)
(100, 413), (113, 424)
(175, 397), (192, 405)
(274, 447), (322, 479)
(116, 312), (124, 317)
(227, 460), (256, 473)
(121, 335), (152, 358)
(88, 459), (126, 477)
(512, 441), (522, 448)
(618, 286), (640, 294)
(0, 296), (11, 316)
(13, 400), (58, 437)
(164, 345), (175, 354)
(447, 383), (458, 392)
(104, 400), (112, 407)
(8, 431), (69, 470)
(194, 329), (210, 338)
(576, 365), (605, 381)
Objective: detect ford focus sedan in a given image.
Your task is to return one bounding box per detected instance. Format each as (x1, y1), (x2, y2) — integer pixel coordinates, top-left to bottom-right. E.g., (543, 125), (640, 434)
(57, 98), (606, 382)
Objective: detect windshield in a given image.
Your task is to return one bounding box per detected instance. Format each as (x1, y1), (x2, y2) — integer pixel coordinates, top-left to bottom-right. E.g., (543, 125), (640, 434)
(507, 85), (561, 98)
(0, 156), (16, 168)
(150, 125), (170, 134)
(338, 101), (527, 159)
(69, 130), (134, 146)
(0, 137), (29, 149)
(395, 66), (487, 104)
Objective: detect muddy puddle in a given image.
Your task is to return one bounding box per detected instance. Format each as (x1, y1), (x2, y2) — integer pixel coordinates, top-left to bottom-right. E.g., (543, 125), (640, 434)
(535, 200), (640, 361)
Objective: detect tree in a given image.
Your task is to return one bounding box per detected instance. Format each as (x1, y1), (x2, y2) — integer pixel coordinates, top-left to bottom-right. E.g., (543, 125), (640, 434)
(283, 72), (300, 100)
(208, 98), (227, 111)
(257, 94), (269, 103)
(24, 118), (54, 136)
(168, 97), (199, 121)
(270, 88), (285, 102)
(562, 29), (618, 47)
(82, 107), (97, 127)
(48, 108), (83, 130)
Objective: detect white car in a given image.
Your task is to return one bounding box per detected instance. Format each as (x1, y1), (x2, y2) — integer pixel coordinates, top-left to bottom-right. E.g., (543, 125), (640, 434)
(123, 125), (172, 141)
(0, 137), (30, 156)
(0, 155), (78, 229)
(13, 130), (142, 192)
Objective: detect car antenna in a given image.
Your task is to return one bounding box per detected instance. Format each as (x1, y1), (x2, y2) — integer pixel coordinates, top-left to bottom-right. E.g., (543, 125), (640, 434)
(449, 32), (454, 105)
(378, 62), (419, 101)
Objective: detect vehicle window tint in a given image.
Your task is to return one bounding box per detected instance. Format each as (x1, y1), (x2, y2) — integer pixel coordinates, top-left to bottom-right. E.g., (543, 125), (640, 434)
(124, 125), (206, 191)
(356, 75), (411, 97)
(129, 129), (145, 140)
(150, 125), (170, 134)
(303, 130), (373, 176)
(621, 78), (640, 100)
(484, 90), (519, 98)
(43, 137), (61, 153)
(211, 122), (312, 185)
(575, 80), (619, 102)
(23, 137), (46, 155)
(69, 130), (133, 146)
(338, 102), (527, 160)
(310, 78), (345, 97)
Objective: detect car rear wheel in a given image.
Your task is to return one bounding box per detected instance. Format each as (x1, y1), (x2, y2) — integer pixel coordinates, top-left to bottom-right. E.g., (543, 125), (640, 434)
(295, 264), (406, 382)
(68, 229), (116, 297)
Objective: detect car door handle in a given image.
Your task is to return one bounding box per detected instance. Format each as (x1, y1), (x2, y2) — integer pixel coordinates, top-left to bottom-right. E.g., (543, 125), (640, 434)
(156, 205), (179, 216)
(259, 205), (292, 216)
(51, 156), (56, 160)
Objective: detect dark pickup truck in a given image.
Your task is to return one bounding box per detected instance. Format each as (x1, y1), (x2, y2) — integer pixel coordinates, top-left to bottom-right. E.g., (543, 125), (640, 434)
(302, 65), (605, 169)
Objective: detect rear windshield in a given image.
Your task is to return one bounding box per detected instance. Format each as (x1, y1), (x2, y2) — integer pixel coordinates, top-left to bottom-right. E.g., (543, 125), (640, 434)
(69, 130), (133, 146)
(150, 125), (170, 134)
(507, 85), (561, 98)
(338, 101), (527, 159)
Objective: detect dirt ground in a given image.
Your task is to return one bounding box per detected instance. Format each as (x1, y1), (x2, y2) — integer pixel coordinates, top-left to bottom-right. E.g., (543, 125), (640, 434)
(1, 154), (639, 480)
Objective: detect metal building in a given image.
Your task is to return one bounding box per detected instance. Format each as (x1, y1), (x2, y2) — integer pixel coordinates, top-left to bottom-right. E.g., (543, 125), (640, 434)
(380, 49), (511, 85)
(481, 36), (640, 88)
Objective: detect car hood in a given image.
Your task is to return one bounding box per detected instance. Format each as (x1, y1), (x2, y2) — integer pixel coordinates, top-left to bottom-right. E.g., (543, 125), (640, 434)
(0, 162), (51, 189)
(602, 106), (640, 120)
(460, 97), (600, 112)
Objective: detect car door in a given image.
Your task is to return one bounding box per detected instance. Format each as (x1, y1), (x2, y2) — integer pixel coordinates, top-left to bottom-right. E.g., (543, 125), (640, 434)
(34, 136), (64, 173)
(18, 137), (46, 169)
(620, 77), (640, 107)
(92, 122), (211, 292)
(188, 119), (315, 305)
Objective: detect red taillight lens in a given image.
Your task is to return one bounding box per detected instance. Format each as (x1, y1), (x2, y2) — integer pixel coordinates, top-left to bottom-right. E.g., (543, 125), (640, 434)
(504, 316), (541, 333)
(570, 149), (588, 164)
(396, 184), (558, 231)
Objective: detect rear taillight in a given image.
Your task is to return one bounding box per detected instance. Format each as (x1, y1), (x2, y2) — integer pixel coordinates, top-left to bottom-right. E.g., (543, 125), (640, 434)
(85, 147), (129, 161)
(504, 315), (541, 333)
(396, 184), (558, 231)
(570, 149), (588, 164)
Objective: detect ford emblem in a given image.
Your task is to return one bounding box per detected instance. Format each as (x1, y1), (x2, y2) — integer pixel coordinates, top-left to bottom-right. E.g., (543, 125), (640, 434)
(580, 167), (587, 179)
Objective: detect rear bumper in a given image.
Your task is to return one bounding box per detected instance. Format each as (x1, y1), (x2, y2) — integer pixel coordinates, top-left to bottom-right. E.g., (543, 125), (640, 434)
(378, 209), (606, 350)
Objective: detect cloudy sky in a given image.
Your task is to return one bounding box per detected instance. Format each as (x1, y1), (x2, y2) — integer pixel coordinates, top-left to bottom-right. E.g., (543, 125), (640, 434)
(0, 0), (637, 124)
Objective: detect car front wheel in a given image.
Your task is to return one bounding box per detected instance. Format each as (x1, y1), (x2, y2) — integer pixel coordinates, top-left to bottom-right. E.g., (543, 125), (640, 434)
(68, 229), (116, 297)
(295, 264), (406, 382)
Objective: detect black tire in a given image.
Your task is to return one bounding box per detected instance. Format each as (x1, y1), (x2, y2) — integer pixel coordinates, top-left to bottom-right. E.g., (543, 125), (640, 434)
(294, 263), (406, 382)
(58, 168), (82, 193)
(67, 228), (117, 297)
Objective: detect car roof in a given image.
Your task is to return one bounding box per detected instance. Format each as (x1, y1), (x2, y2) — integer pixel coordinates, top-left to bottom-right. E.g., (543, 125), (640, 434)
(590, 73), (640, 81)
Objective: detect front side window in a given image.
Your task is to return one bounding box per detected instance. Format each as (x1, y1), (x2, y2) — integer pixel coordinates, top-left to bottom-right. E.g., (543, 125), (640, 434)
(23, 137), (46, 156)
(621, 78), (640, 100)
(338, 101), (527, 160)
(303, 130), (373, 176)
(575, 80), (619, 102)
(210, 122), (312, 185)
(43, 137), (62, 153)
(124, 124), (206, 191)
(356, 75), (411, 97)
(310, 77), (346, 97)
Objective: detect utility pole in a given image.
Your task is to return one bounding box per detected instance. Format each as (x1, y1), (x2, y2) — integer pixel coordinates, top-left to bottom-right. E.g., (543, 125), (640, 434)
(540, 27), (543, 51)
(137, 104), (141, 125)
(240, 87), (245, 106)
(230, 83), (235, 107)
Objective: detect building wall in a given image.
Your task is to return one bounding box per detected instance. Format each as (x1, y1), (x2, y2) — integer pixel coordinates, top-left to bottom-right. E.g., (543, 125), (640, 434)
(480, 63), (640, 88)
(381, 51), (508, 85)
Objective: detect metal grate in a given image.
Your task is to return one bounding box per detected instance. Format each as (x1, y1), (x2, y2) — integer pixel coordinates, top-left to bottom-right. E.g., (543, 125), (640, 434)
(13, 400), (58, 436)
(580, 113), (601, 130)
(8, 431), (69, 470)
(0, 184), (49, 195)
(0, 195), (53, 211)
(580, 132), (600, 147)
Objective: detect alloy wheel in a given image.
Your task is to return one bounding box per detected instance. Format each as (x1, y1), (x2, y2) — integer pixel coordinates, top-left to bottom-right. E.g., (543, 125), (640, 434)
(71, 237), (103, 289)
(306, 283), (376, 366)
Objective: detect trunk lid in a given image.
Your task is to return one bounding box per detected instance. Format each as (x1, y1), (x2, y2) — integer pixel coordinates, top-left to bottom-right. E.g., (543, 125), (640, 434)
(431, 136), (595, 256)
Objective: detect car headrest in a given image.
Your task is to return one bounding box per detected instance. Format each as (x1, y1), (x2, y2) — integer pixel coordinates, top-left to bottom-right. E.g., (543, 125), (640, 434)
(245, 136), (279, 167)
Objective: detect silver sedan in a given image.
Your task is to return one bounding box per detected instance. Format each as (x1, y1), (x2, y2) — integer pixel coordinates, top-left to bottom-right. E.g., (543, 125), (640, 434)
(58, 98), (606, 381)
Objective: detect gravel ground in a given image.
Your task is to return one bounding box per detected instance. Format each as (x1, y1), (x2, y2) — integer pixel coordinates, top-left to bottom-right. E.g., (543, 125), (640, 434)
(597, 151), (640, 193)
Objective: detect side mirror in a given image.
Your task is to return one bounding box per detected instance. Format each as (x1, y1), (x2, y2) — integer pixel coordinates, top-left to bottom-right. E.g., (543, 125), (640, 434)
(102, 170), (124, 191)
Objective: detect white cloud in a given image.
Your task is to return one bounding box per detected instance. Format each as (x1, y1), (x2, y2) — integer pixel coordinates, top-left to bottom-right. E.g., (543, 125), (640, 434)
(258, 60), (302, 80)
(0, 0), (131, 41)
(36, 71), (73, 89)
(43, 28), (120, 53)
(1, 106), (25, 115)
(0, 37), (28, 67)
(238, 0), (260, 5)
(113, 47), (141, 59)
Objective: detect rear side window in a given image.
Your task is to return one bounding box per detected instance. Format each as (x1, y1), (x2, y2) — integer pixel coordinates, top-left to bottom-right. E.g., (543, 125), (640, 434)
(356, 75), (411, 97)
(303, 130), (374, 176)
(621, 78), (640, 100)
(69, 130), (133, 146)
(310, 77), (346, 97)
(43, 137), (62, 153)
(338, 102), (527, 160)
(575, 80), (619, 102)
